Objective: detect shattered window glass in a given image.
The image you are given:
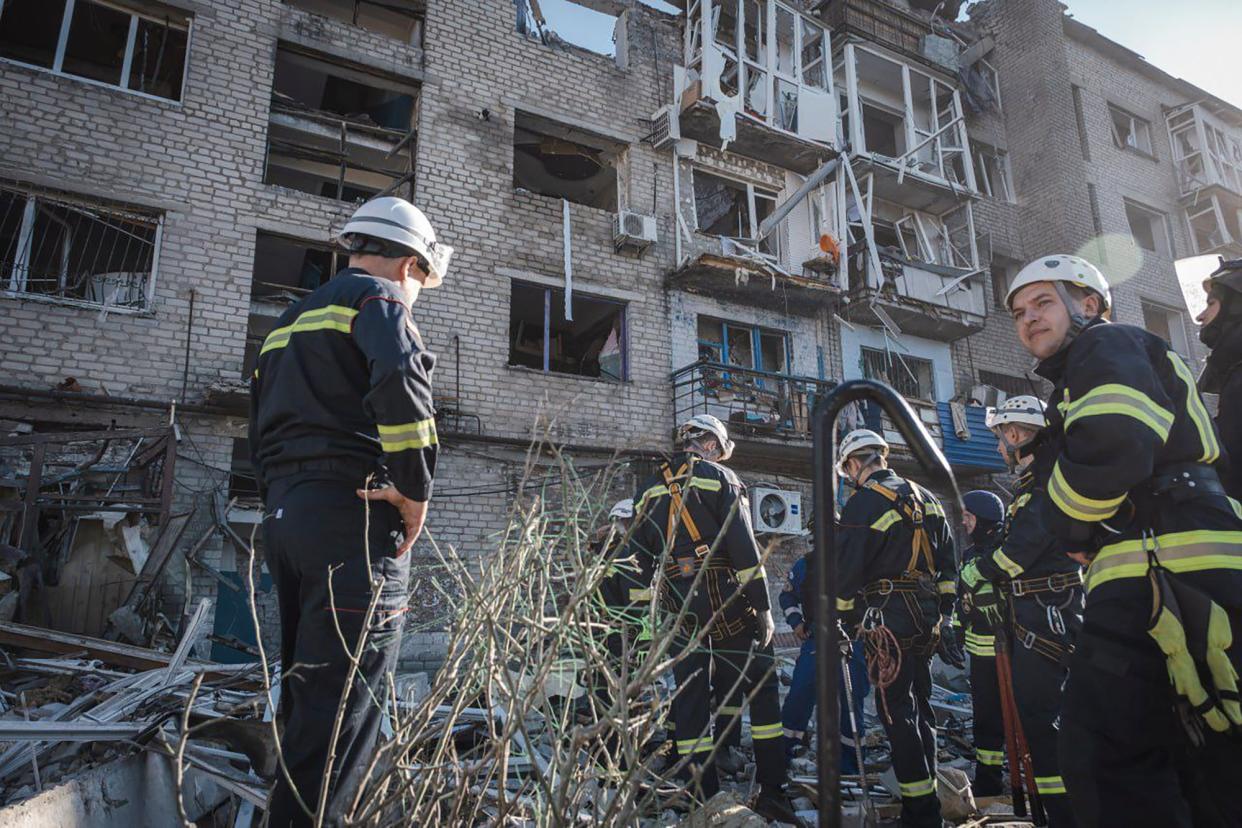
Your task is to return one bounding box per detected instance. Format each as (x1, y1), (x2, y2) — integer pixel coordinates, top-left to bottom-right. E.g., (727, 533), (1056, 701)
(0, 0), (64, 68)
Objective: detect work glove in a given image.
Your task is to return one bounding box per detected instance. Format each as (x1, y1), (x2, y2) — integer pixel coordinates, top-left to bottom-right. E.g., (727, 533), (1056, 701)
(756, 609), (776, 648)
(937, 618), (966, 669)
(972, 582), (1004, 628)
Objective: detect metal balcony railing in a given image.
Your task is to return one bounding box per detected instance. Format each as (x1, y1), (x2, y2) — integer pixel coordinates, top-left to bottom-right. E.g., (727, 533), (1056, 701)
(671, 360), (837, 441)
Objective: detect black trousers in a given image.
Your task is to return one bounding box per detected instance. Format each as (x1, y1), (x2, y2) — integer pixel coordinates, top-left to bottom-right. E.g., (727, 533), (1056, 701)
(671, 624), (786, 799)
(1059, 629), (1242, 827)
(880, 646), (941, 827)
(263, 476), (411, 828)
(968, 653), (1005, 796)
(711, 637), (744, 750)
(1008, 596), (1079, 827)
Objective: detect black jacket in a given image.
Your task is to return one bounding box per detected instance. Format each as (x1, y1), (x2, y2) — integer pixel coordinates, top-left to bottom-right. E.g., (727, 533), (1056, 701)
(833, 468), (957, 620)
(250, 268), (438, 501)
(629, 453), (770, 637)
(1199, 325), (1242, 500)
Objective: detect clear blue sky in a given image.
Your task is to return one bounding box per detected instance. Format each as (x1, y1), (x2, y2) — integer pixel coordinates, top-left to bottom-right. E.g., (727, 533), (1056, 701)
(548, 0), (1242, 108)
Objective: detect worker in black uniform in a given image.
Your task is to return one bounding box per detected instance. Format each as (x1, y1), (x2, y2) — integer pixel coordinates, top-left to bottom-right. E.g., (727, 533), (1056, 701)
(628, 414), (797, 823)
(834, 429), (958, 828)
(1006, 254), (1242, 826)
(250, 196), (451, 827)
(963, 395), (1082, 825)
(1197, 257), (1242, 500)
(954, 489), (1007, 801)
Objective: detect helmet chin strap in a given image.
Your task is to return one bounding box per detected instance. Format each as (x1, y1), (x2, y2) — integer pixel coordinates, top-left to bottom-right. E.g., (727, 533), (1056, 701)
(1052, 281), (1092, 342)
(996, 429), (1034, 474)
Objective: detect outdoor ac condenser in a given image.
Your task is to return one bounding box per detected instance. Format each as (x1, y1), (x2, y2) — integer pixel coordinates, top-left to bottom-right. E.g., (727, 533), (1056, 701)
(614, 209), (657, 254)
(751, 488), (802, 535)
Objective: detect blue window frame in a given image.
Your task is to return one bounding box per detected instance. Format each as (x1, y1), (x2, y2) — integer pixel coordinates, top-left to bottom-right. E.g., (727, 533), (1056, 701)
(696, 316), (790, 374)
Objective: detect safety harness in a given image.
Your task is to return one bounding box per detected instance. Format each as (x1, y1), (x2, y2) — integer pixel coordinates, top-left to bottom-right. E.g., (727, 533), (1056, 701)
(661, 460), (715, 580)
(860, 479), (936, 596)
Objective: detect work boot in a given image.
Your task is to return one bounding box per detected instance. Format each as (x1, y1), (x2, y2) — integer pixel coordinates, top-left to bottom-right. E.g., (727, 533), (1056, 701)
(715, 745), (746, 776)
(751, 785), (803, 826)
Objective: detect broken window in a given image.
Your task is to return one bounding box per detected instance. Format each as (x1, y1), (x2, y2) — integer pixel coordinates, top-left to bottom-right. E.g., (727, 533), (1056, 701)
(1124, 198), (1171, 256)
(861, 346), (934, 400)
(284, 0), (425, 46)
(0, 181), (161, 310)
(861, 103), (904, 158)
(1141, 300), (1189, 356)
(508, 281), (626, 381)
(697, 317), (789, 374)
(1109, 104), (1153, 155)
(517, 0), (619, 58)
(266, 46), (416, 202)
(972, 141), (1014, 202)
(1185, 196), (1242, 255)
(0, 0), (190, 100)
(512, 112), (619, 210)
(251, 231), (345, 301)
(894, 214), (930, 261)
(693, 170), (780, 257)
(990, 259), (1016, 310)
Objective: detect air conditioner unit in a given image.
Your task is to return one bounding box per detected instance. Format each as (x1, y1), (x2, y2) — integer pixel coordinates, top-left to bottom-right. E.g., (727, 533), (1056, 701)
(648, 104), (679, 151)
(751, 488), (802, 535)
(614, 209), (657, 255)
(969, 384), (1005, 409)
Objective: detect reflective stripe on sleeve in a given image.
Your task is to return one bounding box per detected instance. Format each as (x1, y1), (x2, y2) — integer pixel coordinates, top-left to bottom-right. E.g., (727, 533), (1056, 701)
(1064, 383), (1174, 442)
(976, 747), (1005, 766)
(377, 418), (438, 452)
(675, 737), (714, 754)
(750, 722), (783, 741)
(1035, 775), (1067, 795)
(628, 587), (652, 602)
(735, 564), (766, 582)
(1168, 352), (1221, 463)
(898, 777), (937, 798)
(1048, 461), (1125, 522)
(937, 580), (955, 594)
(837, 597), (855, 612)
(993, 548), (1025, 577)
(260, 304), (358, 355)
(870, 510), (901, 532)
(1084, 530), (1242, 593)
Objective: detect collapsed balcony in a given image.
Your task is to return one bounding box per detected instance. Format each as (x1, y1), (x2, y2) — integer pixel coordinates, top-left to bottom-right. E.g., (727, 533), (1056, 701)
(672, 0), (840, 173)
(837, 249), (985, 341)
(1167, 102), (1242, 255)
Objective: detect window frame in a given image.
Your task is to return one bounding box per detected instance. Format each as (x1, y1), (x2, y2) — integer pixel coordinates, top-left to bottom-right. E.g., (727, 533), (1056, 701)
(1, 181), (164, 313)
(1123, 197), (1172, 258)
(859, 344), (935, 401)
(691, 167), (782, 260)
(972, 141), (1014, 202)
(696, 315), (792, 375)
(1140, 299), (1190, 357)
(508, 280), (629, 382)
(1108, 103), (1154, 157)
(0, 0), (193, 104)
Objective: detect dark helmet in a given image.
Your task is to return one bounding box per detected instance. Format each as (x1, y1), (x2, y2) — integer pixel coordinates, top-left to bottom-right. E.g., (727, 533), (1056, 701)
(962, 490), (1005, 525)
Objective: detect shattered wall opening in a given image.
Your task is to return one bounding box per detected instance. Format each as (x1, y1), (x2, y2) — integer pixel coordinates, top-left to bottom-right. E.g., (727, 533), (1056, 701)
(512, 112), (620, 209)
(266, 46), (417, 201)
(285, 0), (425, 45)
(516, 0), (621, 59)
(692, 169), (779, 257)
(0, 181), (162, 310)
(508, 281), (626, 381)
(0, 0), (190, 100)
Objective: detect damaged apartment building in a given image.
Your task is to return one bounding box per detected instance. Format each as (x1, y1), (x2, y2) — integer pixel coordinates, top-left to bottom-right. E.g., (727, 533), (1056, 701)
(0, 0), (1238, 678)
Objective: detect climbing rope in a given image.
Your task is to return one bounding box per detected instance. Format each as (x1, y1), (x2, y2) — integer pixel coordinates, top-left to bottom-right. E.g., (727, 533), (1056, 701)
(861, 624), (902, 725)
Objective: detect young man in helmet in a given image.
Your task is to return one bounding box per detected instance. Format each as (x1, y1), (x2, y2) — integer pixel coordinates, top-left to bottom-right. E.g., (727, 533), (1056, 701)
(833, 429), (957, 828)
(628, 414), (797, 822)
(250, 196), (451, 826)
(1197, 257), (1242, 499)
(959, 395), (1082, 825)
(1007, 254), (1242, 825)
(954, 490), (1008, 803)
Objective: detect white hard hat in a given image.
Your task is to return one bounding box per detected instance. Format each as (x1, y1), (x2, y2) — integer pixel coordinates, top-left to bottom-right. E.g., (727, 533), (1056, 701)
(678, 413), (735, 461)
(836, 428), (889, 475)
(609, 498), (634, 520)
(985, 395), (1047, 431)
(337, 196), (453, 288)
(1006, 254), (1111, 313)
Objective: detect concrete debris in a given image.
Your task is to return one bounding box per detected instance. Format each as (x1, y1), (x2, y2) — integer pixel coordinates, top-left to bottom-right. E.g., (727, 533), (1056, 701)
(679, 791), (766, 828)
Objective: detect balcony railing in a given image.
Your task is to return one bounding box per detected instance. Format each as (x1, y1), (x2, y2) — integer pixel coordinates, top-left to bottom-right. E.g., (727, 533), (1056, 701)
(838, 247), (985, 341)
(672, 360), (836, 442)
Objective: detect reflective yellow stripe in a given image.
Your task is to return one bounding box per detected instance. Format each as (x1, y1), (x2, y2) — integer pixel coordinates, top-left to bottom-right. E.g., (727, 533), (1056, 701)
(925, 500), (945, 518)
(1064, 383), (1174, 442)
(1168, 352), (1221, 463)
(937, 580), (955, 594)
(675, 737), (713, 754)
(976, 748), (1005, 766)
(690, 477), (722, 492)
(636, 478), (722, 510)
(636, 484), (669, 510)
(837, 597), (855, 611)
(1085, 529), (1242, 593)
(993, 548), (1025, 577)
(1035, 775), (1067, 795)
(717, 705), (743, 716)
(736, 565), (766, 582)
(1008, 492), (1032, 517)
(898, 777), (936, 797)
(751, 722), (783, 741)
(1048, 461), (1125, 522)
(377, 418), (438, 452)
(870, 510), (901, 532)
(260, 304), (358, 355)
(629, 587), (652, 601)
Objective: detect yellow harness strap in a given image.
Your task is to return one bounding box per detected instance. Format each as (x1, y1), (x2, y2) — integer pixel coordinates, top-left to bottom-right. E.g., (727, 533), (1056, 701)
(662, 460), (711, 577)
(867, 480), (934, 574)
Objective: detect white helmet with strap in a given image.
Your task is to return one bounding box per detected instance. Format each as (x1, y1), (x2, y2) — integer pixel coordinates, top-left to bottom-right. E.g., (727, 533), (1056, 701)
(337, 196), (453, 288)
(836, 428), (889, 476)
(1006, 254), (1110, 313)
(985, 395), (1047, 431)
(678, 413), (735, 462)
(608, 498), (634, 521)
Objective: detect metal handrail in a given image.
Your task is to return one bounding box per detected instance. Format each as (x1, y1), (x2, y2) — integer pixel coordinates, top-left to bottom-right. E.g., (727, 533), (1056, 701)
(671, 360), (837, 440)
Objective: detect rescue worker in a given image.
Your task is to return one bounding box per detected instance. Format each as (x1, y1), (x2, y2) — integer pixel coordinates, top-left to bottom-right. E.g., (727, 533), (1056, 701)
(833, 429), (957, 828)
(250, 196), (450, 826)
(778, 553), (871, 773)
(954, 489), (1007, 801)
(628, 414), (797, 822)
(1197, 257), (1242, 500)
(1006, 254), (1242, 825)
(962, 395), (1083, 825)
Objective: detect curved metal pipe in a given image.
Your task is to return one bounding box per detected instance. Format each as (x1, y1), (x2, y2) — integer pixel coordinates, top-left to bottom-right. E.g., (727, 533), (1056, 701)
(811, 379), (959, 828)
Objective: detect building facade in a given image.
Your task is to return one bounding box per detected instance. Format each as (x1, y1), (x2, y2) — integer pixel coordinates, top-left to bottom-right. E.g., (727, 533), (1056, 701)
(0, 0), (1236, 668)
